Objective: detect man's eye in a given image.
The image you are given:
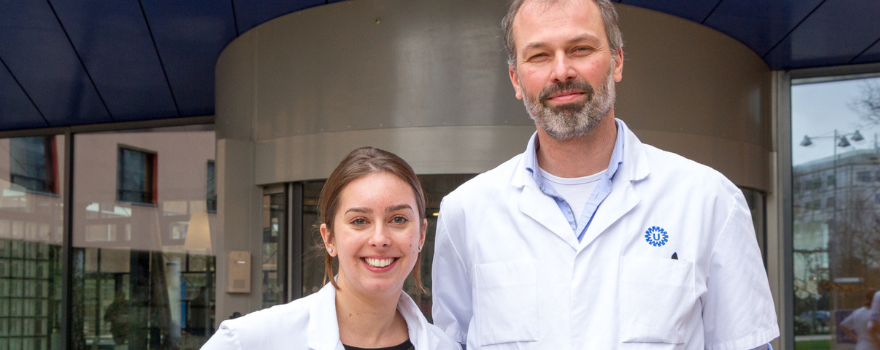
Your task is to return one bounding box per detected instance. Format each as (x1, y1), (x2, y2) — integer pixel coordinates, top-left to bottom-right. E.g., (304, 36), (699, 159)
(528, 53), (549, 61)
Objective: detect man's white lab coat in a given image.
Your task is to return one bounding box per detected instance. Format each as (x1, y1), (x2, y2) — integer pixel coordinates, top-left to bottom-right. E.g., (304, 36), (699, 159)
(432, 120), (779, 350)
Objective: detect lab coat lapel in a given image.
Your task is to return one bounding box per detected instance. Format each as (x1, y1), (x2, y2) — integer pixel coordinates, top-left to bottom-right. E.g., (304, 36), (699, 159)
(307, 284), (344, 350)
(580, 123), (650, 248)
(398, 291), (439, 350)
(517, 169), (581, 249)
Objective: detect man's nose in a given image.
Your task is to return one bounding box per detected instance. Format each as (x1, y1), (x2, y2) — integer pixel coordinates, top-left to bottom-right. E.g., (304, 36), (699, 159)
(550, 54), (576, 83)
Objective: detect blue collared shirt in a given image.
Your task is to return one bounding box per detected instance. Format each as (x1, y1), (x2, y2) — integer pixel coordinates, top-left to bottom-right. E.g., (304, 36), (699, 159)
(524, 119), (625, 242)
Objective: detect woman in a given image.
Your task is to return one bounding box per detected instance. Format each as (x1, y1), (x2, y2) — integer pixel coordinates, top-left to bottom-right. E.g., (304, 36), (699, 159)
(202, 147), (460, 350)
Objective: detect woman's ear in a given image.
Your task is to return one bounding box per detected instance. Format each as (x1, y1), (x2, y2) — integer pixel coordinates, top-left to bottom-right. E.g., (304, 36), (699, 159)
(320, 223), (336, 256)
(420, 218), (428, 248)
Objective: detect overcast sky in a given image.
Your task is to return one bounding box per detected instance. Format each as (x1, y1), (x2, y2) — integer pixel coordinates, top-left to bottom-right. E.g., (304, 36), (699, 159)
(791, 76), (880, 166)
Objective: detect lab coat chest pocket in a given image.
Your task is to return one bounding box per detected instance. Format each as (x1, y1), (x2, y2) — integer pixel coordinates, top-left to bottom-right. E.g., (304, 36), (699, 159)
(475, 260), (538, 346)
(619, 256), (695, 345)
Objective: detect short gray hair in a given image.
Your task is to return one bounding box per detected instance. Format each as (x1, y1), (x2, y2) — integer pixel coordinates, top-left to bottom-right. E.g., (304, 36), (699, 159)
(501, 0), (623, 67)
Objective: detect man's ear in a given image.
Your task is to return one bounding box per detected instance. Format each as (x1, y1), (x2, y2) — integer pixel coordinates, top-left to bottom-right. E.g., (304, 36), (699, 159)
(613, 48), (624, 82)
(509, 64), (523, 100)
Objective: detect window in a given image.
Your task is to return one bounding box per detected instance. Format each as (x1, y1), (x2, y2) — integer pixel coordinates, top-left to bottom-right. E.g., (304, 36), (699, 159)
(804, 178), (823, 191)
(116, 147), (156, 204)
(791, 75), (880, 346)
(9, 136), (57, 194)
(826, 175), (836, 187)
(207, 161), (216, 212)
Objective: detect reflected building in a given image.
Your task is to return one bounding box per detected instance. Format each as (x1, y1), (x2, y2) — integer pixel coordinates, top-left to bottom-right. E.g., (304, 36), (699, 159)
(0, 136), (65, 350)
(792, 148), (880, 336)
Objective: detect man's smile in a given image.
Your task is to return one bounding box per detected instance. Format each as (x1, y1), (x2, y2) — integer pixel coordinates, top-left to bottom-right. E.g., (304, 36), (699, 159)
(546, 90), (587, 103)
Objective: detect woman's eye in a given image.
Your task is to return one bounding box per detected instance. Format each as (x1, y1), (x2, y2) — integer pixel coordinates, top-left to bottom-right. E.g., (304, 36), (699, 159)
(352, 218), (367, 226)
(391, 216), (408, 225)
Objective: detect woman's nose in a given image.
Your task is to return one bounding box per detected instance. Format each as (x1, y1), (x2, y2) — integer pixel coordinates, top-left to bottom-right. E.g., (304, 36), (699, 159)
(368, 225), (391, 247)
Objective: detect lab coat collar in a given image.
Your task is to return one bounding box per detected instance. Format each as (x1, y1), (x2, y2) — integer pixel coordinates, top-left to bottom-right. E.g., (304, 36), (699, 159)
(308, 283), (344, 350)
(514, 130), (579, 247)
(579, 119), (650, 246)
(397, 290), (441, 350)
(510, 119), (651, 249)
(306, 283), (439, 350)
(614, 119), (650, 182)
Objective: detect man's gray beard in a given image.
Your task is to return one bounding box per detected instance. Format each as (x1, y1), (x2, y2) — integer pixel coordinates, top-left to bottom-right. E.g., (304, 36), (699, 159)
(522, 70), (616, 140)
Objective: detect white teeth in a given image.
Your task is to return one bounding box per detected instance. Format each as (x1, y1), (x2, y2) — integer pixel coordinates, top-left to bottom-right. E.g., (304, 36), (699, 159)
(365, 258), (394, 267)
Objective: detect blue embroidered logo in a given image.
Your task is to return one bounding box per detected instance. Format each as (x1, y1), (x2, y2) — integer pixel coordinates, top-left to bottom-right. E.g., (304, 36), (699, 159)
(645, 226), (668, 247)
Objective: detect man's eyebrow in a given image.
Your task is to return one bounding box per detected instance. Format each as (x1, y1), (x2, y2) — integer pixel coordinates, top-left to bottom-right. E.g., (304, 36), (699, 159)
(567, 35), (600, 45)
(523, 42), (549, 51)
(345, 207), (372, 214)
(522, 35), (601, 51)
(386, 204), (413, 213)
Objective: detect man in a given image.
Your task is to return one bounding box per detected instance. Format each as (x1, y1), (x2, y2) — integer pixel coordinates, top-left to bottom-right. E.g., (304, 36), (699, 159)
(431, 0), (780, 349)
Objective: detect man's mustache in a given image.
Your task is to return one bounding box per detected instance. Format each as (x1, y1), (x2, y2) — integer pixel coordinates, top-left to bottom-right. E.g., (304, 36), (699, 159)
(539, 80), (595, 106)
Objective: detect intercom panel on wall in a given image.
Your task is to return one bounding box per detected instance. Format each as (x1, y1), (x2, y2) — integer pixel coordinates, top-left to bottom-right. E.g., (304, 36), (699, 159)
(227, 251), (251, 293)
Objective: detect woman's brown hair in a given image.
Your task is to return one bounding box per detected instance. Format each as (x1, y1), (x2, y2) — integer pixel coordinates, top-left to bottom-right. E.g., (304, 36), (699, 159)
(319, 147), (426, 291)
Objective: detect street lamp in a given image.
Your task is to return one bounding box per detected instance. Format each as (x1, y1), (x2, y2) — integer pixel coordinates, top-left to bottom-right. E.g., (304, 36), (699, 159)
(800, 129), (863, 148)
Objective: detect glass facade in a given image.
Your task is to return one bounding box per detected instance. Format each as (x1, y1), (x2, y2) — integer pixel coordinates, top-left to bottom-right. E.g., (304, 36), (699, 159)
(0, 135), (65, 350)
(791, 76), (880, 349)
(71, 126), (217, 350)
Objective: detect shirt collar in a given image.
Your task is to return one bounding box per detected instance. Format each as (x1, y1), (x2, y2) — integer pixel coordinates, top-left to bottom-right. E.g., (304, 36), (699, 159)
(524, 118), (626, 185)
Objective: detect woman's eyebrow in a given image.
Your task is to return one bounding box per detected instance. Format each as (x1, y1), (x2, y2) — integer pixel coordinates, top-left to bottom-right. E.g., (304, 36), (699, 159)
(345, 207), (372, 214)
(386, 204), (413, 213)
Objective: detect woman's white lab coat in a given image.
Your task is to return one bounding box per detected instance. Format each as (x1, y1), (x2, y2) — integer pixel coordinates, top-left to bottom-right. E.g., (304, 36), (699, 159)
(201, 283), (460, 350)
